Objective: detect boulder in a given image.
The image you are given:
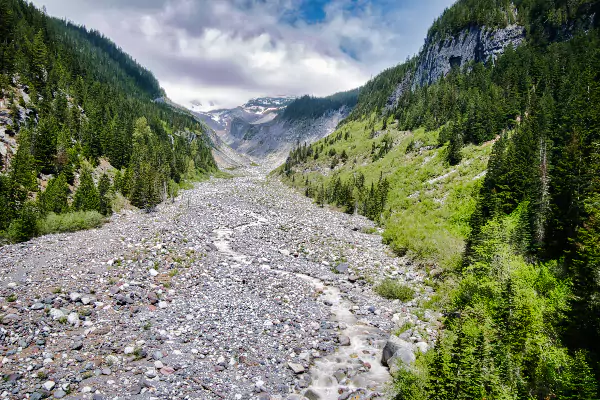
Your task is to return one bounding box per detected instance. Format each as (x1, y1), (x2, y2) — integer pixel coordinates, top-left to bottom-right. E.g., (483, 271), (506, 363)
(381, 336), (416, 369)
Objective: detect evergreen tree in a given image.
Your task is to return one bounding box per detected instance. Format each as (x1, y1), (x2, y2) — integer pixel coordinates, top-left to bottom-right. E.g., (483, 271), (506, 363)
(98, 173), (112, 216)
(40, 173), (69, 214)
(73, 168), (100, 212)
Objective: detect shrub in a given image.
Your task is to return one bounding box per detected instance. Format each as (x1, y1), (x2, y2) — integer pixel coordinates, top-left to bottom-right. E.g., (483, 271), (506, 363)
(375, 278), (415, 301)
(7, 202), (40, 242)
(38, 211), (105, 235)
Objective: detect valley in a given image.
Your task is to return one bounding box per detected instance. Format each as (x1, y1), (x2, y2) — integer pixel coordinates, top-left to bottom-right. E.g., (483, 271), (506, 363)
(1, 0), (600, 398)
(0, 167), (438, 399)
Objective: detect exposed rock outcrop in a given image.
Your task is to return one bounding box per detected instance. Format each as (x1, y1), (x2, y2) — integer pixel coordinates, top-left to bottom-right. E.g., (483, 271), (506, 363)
(226, 106), (351, 167)
(414, 25), (526, 87)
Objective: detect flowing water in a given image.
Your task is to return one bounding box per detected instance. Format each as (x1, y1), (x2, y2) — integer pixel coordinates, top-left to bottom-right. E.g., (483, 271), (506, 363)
(297, 274), (391, 398)
(212, 216), (391, 399)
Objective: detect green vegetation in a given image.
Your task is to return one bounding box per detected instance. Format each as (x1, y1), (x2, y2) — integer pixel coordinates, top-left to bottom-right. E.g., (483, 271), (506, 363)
(279, 0), (600, 397)
(282, 88), (359, 120)
(38, 211), (105, 235)
(280, 122), (490, 268)
(374, 279), (415, 302)
(0, 0), (216, 242)
(428, 0), (597, 40)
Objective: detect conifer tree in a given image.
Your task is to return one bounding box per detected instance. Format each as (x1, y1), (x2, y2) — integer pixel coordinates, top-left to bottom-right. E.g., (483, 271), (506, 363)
(98, 173), (112, 216)
(73, 168), (100, 212)
(40, 173), (69, 214)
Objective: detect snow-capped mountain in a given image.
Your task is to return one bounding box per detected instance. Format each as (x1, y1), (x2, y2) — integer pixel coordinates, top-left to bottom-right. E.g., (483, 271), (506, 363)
(191, 96), (296, 133)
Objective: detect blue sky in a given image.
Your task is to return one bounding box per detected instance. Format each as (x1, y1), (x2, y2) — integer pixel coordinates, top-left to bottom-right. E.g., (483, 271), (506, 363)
(32, 0), (455, 109)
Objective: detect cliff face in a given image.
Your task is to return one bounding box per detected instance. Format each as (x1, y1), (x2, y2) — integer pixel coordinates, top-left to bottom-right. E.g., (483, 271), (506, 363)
(227, 107), (351, 166)
(414, 24), (525, 87)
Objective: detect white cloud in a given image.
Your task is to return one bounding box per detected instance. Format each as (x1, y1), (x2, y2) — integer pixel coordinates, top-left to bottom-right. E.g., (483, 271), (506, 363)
(31, 0), (455, 109)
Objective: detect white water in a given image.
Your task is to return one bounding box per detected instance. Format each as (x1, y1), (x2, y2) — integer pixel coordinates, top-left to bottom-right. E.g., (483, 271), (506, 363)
(297, 274), (391, 399)
(212, 217), (391, 399)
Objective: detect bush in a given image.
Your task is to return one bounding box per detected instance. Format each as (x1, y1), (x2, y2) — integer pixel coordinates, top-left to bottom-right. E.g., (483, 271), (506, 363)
(375, 279), (415, 301)
(38, 211), (105, 235)
(7, 202), (40, 242)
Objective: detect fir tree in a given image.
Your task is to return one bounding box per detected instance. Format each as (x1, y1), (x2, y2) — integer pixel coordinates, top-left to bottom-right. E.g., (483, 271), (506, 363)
(98, 173), (112, 216)
(40, 173), (69, 214)
(73, 168), (100, 212)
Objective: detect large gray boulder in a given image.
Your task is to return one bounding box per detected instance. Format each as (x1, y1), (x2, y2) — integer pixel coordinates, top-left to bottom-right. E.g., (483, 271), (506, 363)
(381, 336), (416, 371)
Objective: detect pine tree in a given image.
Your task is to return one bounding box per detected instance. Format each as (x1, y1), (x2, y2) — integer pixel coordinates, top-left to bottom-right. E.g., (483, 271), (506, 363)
(7, 201), (40, 243)
(98, 173), (112, 216)
(73, 168), (100, 212)
(31, 30), (48, 89)
(40, 173), (69, 214)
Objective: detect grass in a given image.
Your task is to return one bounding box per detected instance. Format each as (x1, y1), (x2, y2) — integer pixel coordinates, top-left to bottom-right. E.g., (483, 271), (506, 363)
(38, 211), (105, 235)
(281, 115), (493, 270)
(213, 170), (235, 179)
(375, 278), (416, 302)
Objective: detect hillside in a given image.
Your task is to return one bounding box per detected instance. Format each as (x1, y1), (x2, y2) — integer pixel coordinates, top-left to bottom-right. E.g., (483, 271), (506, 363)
(0, 0), (216, 243)
(278, 0), (600, 397)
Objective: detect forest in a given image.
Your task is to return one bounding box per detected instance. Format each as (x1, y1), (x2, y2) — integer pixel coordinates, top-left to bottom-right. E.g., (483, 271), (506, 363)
(281, 88), (359, 121)
(0, 0), (216, 243)
(281, 0), (600, 398)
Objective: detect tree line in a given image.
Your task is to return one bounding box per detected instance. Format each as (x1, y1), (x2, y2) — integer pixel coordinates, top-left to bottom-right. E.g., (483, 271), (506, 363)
(0, 0), (216, 242)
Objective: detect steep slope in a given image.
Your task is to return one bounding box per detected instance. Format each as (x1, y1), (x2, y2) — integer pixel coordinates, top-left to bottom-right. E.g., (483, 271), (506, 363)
(0, 0), (216, 242)
(278, 0), (600, 398)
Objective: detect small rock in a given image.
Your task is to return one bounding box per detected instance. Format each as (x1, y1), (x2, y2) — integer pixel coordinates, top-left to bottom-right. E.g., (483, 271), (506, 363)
(43, 381), (56, 391)
(147, 292), (159, 305)
(53, 389), (66, 399)
(149, 269), (159, 277)
(304, 388), (321, 400)
(145, 369), (157, 378)
(49, 309), (64, 321)
(2, 314), (19, 324)
(67, 313), (80, 326)
(69, 292), (81, 302)
(31, 303), (45, 310)
(335, 263), (349, 274)
(287, 362), (305, 374)
(72, 341), (83, 351)
(339, 335), (351, 346)
(416, 342), (429, 353)
(160, 366), (175, 375)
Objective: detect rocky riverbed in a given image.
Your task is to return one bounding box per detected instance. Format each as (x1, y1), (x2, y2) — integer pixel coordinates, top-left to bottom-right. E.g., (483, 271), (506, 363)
(0, 167), (440, 400)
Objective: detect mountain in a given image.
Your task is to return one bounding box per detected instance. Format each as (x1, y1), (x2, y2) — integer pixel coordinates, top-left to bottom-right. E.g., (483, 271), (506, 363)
(193, 96), (296, 131)
(278, 0), (600, 398)
(196, 90), (359, 165)
(0, 0), (216, 242)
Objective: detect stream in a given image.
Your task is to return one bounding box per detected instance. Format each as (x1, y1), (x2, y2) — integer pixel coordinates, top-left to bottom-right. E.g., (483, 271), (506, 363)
(212, 216), (391, 399)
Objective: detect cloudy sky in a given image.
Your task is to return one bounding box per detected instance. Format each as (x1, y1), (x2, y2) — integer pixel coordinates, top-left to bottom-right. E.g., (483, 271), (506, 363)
(32, 0), (455, 109)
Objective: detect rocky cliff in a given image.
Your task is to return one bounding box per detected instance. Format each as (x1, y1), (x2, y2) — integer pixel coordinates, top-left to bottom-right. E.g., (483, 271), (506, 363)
(414, 24), (525, 87)
(384, 24), (525, 110)
(227, 106), (352, 166)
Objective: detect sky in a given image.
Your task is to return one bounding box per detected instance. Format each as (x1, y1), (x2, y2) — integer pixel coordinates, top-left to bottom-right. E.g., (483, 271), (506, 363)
(31, 0), (455, 110)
